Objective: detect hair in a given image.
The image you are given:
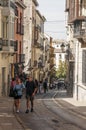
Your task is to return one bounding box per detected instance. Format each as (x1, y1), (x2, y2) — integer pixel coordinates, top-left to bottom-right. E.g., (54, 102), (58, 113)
(12, 78), (15, 81)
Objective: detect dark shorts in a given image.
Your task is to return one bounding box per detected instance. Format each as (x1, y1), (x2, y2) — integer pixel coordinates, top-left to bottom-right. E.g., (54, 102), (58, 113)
(14, 95), (22, 99)
(26, 95), (34, 101)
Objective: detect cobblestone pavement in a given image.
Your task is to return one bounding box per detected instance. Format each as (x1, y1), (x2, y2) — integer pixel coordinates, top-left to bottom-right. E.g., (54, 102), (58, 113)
(0, 89), (86, 130)
(0, 97), (24, 130)
(16, 90), (86, 130)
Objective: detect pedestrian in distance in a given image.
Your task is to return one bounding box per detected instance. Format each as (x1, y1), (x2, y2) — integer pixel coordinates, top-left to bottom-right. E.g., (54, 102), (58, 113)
(43, 79), (48, 93)
(13, 78), (25, 113)
(25, 76), (37, 113)
(9, 78), (16, 97)
(39, 81), (43, 93)
(34, 79), (39, 93)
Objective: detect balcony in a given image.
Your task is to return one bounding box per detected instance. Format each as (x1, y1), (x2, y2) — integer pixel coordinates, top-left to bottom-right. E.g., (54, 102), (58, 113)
(50, 64), (55, 69)
(50, 53), (55, 58)
(34, 42), (44, 50)
(34, 60), (38, 67)
(73, 29), (86, 39)
(1, 0), (15, 16)
(16, 23), (24, 35)
(20, 25), (24, 35)
(38, 61), (43, 68)
(15, 0), (26, 9)
(45, 45), (50, 51)
(38, 58), (44, 68)
(15, 6), (18, 16)
(19, 54), (25, 63)
(14, 40), (18, 51)
(0, 39), (15, 53)
(73, 21), (86, 39)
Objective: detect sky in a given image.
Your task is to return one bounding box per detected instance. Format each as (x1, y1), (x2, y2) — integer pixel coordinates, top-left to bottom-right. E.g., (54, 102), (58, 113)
(37, 0), (66, 40)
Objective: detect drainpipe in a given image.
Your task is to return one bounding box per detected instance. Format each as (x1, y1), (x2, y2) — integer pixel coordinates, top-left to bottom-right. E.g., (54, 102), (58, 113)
(75, 40), (79, 100)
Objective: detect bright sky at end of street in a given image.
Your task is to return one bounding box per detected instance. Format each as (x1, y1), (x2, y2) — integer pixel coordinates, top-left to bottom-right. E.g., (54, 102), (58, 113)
(37, 0), (66, 40)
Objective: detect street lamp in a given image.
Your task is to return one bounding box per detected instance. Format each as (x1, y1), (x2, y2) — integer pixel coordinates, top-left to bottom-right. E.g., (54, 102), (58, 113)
(60, 43), (65, 52)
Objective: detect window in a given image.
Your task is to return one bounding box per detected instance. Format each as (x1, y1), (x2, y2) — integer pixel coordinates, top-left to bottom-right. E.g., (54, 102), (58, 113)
(2, 16), (8, 39)
(59, 54), (62, 59)
(9, 16), (14, 40)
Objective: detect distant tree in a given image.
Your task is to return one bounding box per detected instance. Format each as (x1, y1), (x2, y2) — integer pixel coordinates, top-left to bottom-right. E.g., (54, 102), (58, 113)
(56, 60), (67, 78)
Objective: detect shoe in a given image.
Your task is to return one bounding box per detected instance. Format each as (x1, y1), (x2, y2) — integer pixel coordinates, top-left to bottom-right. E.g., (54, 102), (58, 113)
(31, 108), (33, 112)
(25, 109), (29, 113)
(16, 110), (19, 113)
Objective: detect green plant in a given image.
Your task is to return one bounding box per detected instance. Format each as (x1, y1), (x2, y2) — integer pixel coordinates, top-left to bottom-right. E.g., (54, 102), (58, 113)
(56, 60), (67, 78)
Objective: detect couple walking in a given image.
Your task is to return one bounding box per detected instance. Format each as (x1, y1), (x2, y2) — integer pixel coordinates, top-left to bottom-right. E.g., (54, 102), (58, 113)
(13, 76), (37, 113)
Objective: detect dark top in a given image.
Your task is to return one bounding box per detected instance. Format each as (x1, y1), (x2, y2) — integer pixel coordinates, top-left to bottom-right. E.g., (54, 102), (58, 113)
(25, 80), (36, 96)
(43, 81), (47, 88)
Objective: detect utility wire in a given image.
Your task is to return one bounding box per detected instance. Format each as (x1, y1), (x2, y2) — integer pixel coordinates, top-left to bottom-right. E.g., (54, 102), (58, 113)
(45, 31), (66, 33)
(45, 20), (65, 23)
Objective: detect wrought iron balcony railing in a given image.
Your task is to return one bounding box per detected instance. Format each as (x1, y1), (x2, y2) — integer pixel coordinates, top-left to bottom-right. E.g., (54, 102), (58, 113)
(0, 39), (16, 52)
(19, 54), (25, 63)
(34, 60), (38, 67)
(73, 21), (86, 39)
(73, 29), (85, 38)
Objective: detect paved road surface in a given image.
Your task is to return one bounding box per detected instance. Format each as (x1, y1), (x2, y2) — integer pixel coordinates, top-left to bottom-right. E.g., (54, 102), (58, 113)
(16, 90), (86, 130)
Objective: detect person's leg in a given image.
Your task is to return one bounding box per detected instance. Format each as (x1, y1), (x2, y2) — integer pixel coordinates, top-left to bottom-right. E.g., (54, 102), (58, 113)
(14, 99), (17, 111)
(16, 99), (20, 112)
(30, 96), (34, 112)
(25, 97), (30, 113)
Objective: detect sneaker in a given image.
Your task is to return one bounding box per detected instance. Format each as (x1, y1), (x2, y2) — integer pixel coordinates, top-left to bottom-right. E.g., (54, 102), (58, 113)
(31, 108), (33, 112)
(16, 110), (19, 113)
(25, 109), (29, 113)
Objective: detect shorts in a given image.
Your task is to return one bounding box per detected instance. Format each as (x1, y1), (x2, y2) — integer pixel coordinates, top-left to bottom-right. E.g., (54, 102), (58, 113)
(14, 95), (22, 99)
(26, 95), (34, 101)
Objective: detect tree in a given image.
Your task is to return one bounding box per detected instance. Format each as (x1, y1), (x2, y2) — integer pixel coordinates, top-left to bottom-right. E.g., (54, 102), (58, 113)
(56, 60), (67, 78)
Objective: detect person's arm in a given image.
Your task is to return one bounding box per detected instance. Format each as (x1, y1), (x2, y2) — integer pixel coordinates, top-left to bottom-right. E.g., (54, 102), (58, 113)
(32, 82), (38, 96)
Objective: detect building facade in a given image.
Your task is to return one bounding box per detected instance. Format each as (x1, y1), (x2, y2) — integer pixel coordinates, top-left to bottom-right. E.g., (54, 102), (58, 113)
(52, 40), (67, 69)
(0, 0), (26, 96)
(32, 10), (46, 81)
(23, 0), (38, 74)
(13, 0), (26, 78)
(0, 0), (16, 95)
(65, 0), (86, 101)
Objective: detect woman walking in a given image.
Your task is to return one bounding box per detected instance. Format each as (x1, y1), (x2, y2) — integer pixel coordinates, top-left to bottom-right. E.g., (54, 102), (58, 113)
(13, 78), (25, 113)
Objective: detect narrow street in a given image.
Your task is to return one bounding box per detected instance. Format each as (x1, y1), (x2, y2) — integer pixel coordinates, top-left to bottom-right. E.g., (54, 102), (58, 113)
(16, 89), (86, 130)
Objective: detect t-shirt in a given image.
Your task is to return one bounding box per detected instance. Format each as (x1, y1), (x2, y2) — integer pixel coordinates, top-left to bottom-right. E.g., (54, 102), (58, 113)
(25, 81), (36, 96)
(13, 84), (25, 96)
(43, 81), (47, 88)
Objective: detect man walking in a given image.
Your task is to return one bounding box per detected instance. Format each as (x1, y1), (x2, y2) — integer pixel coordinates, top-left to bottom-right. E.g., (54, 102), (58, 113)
(43, 78), (48, 93)
(25, 76), (37, 113)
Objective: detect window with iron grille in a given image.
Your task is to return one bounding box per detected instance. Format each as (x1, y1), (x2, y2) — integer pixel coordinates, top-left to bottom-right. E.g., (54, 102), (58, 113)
(14, 40), (18, 51)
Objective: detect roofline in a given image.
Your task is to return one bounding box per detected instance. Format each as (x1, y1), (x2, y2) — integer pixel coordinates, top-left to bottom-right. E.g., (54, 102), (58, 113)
(32, 0), (39, 6)
(15, 0), (26, 9)
(36, 10), (46, 22)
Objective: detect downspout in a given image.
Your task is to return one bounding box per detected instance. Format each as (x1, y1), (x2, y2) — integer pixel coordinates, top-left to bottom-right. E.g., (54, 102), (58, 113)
(76, 40), (79, 100)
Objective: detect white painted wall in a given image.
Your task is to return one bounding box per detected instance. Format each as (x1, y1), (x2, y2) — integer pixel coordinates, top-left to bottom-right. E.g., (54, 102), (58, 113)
(52, 41), (67, 69)
(23, 0), (33, 73)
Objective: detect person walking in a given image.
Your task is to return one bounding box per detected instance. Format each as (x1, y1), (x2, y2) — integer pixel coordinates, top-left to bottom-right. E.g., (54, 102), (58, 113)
(9, 78), (16, 97)
(25, 76), (37, 113)
(34, 79), (39, 93)
(13, 78), (25, 113)
(39, 81), (43, 93)
(43, 79), (48, 93)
